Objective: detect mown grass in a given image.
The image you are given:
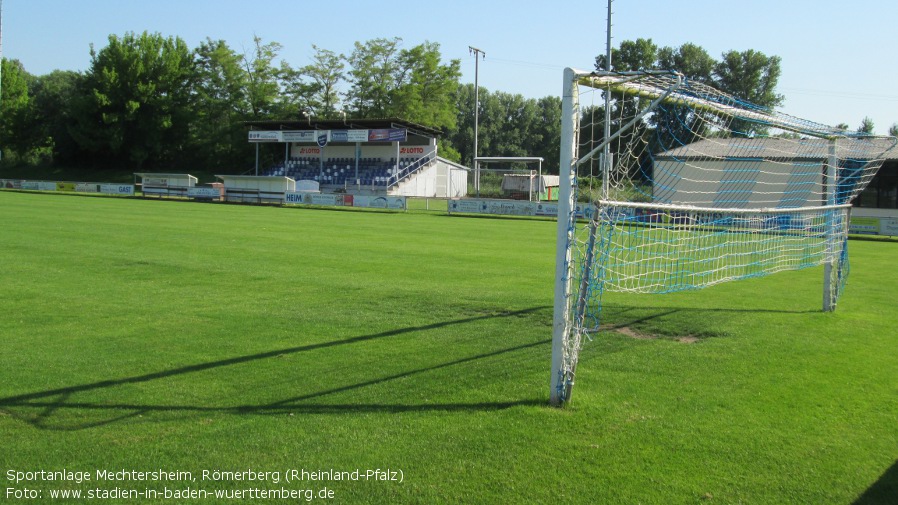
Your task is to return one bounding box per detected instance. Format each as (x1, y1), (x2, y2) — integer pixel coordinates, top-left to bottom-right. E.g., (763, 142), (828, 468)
(0, 190), (895, 504)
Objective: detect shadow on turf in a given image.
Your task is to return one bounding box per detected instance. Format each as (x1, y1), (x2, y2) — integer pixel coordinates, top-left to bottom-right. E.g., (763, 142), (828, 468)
(0, 307), (551, 431)
(853, 460), (898, 505)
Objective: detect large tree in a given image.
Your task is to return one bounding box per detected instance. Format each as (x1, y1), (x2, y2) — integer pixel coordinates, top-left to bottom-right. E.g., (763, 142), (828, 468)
(242, 36), (283, 119)
(289, 44), (345, 119)
(70, 31), (195, 168)
(595, 40), (785, 139)
(0, 58), (35, 159)
(191, 38), (250, 170)
(345, 38), (460, 129)
(345, 37), (402, 118)
(30, 70), (84, 164)
(390, 41), (461, 130)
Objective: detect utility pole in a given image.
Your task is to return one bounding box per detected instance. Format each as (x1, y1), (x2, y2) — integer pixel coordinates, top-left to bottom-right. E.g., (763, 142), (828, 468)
(1, 0), (4, 161)
(469, 46), (485, 196)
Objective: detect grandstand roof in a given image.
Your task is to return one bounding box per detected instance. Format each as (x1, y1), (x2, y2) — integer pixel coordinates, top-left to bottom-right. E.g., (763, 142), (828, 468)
(244, 117), (442, 138)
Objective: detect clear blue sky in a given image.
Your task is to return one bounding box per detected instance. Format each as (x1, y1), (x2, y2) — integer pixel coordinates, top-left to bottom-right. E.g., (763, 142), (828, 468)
(4, 0), (897, 134)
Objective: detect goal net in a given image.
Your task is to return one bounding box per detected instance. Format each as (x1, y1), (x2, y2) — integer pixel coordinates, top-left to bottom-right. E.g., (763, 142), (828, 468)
(551, 68), (896, 405)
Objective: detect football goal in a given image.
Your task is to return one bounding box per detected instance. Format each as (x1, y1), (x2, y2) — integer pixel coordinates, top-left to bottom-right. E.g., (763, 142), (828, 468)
(550, 68), (896, 405)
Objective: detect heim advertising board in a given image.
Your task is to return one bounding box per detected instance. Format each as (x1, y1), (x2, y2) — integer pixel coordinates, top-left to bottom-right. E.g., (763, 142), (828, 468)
(0, 179), (22, 189)
(284, 192), (405, 210)
(283, 193), (345, 206)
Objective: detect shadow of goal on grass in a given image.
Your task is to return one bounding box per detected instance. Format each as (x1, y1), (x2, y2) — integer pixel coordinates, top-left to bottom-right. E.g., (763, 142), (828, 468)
(853, 459), (898, 505)
(0, 307), (550, 431)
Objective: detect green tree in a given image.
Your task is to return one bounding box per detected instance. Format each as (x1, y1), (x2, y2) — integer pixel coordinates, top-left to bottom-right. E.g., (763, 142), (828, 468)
(242, 36), (283, 119)
(345, 37), (402, 117)
(446, 83), (476, 165)
(714, 49), (783, 136)
(30, 70), (84, 164)
(596, 38), (658, 72)
(344, 38), (460, 130)
(390, 41), (461, 130)
(191, 38), (250, 170)
(658, 43), (715, 84)
(71, 31), (195, 168)
(0, 58), (35, 160)
(889, 123), (898, 137)
(857, 116), (875, 134)
(299, 45), (345, 118)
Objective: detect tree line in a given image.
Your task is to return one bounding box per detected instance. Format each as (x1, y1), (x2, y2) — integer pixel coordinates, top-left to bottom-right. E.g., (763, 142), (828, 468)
(1, 33), (893, 175)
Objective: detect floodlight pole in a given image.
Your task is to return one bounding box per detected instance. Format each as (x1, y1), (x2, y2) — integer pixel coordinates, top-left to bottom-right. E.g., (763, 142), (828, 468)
(469, 46), (485, 196)
(0, 0), (4, 161)
(602, 0), (613, 199)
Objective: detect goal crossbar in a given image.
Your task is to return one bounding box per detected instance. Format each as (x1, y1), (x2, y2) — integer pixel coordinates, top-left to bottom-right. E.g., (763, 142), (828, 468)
(573, 69), (855, 141)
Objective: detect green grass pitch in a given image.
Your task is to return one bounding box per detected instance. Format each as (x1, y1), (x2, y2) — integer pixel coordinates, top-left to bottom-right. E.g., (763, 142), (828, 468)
(0, 191), (895, 504)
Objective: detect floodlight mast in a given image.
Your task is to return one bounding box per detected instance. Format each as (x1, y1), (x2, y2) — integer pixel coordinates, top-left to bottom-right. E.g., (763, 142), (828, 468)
(469, 46), (485, 196)
(0, 0), (4, 161)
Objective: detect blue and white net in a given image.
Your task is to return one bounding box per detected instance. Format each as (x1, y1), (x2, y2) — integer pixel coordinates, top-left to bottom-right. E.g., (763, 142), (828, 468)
(555, 70), (895, 401)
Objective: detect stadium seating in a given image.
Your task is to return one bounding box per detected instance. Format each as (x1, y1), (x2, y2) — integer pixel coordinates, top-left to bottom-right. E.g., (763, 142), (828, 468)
(262, 154), (435, 189)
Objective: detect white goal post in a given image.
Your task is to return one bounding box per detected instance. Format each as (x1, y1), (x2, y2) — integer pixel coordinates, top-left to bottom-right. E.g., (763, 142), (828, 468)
(550, 67), (896, 406)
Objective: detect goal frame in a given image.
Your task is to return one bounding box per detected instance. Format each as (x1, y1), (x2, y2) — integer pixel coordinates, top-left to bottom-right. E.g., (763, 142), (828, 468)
(549, 68), (886, 406)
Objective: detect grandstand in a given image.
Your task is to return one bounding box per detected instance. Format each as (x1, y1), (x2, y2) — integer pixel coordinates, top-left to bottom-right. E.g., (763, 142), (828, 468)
(246, 118), (467, 199)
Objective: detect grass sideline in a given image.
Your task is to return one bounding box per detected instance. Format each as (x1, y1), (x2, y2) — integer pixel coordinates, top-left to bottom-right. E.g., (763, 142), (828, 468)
(0, 190), (895, 504)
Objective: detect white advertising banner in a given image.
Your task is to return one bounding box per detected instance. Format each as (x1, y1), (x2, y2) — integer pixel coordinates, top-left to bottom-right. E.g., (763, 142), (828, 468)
(75, 183), (99, 193)
(449, 198), (588, 219)
(0, 179), (22, 189)
(187, 187), (222, 199)
(347, 130), (369, 142)
(248, 131), (282, 143)
(282, 130), (316, 143)
(449, 199), (535, 216)
(881, 218), (898, 237)
(99, 184), (135, 195)
(309, 193), (344, 206)
(353, 195), (406, 210)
